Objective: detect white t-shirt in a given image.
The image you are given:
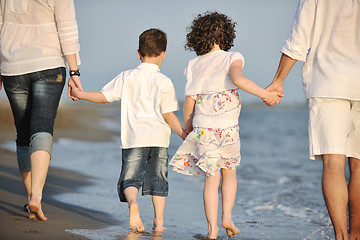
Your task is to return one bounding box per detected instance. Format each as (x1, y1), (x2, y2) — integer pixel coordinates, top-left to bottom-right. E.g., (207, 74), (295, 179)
(184, 50), (244, 96)
(281, 0), (360, 100)
(101, 63), (179, 149)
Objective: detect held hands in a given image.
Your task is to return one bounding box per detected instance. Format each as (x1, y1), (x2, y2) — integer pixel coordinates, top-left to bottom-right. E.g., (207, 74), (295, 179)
(263, 82), (284, 106)
(68, 75), (83, 101)
(68, 80), (82, 100)
(262, 90), (283, 106)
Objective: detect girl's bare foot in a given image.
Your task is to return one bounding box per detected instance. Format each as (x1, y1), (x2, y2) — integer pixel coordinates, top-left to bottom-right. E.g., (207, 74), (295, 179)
(29, 197), (47, 221)
(222, 218), (240, 238)
(129, 202), (145, 232)
(207, 225), (219, 239)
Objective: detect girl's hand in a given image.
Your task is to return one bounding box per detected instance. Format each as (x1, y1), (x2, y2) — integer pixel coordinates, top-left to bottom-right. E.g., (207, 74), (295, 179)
(263, 91), (283, 106)
(263, 82), (284, 106)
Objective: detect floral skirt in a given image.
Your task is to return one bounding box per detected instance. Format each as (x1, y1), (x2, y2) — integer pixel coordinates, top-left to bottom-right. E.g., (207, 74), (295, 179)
(169, 125), (241, 177)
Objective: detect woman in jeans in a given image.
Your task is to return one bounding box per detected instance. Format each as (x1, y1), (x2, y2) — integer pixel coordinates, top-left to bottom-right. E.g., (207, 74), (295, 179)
(0, 0), (82, 221)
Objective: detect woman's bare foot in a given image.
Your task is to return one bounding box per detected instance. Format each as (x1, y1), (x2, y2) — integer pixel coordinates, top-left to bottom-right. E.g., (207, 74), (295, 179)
(29, 197), (47, 221)
(29, 212), (36, 219)
(24, 204), (36, 220)
(129, 202), (145, 232)
(222, 218), (240, 238)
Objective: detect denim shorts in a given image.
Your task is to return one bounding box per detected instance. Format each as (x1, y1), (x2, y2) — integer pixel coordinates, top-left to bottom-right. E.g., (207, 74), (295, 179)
(117, 147), (169, 202)
(2, 67), (66, 171)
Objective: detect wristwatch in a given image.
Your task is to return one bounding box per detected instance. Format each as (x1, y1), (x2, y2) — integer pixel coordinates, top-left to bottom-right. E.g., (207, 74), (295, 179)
(69, 69), (80, 77)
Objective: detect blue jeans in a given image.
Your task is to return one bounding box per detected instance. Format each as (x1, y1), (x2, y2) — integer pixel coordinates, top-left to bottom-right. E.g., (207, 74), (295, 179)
(2, 67), (66, 172)
(118, 147), (169, 202)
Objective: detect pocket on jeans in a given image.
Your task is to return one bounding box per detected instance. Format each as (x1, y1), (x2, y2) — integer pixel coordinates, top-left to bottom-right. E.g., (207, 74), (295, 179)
(7, 0), (30, 15)
(39, 68), (66, 83)
(2, 77), (20, 92)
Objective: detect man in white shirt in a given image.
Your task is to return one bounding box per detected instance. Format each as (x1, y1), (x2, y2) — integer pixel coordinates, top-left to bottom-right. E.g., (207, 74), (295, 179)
(265, 0), (360, 239)
(70, 28), (187, 233)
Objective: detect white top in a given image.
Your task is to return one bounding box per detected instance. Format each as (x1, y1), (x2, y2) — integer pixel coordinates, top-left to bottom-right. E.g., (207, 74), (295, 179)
(184, 50), (244, 96)
(101, 63), (179, 149)
(0, 0), (80, 76)
(281, 0), (360, 100)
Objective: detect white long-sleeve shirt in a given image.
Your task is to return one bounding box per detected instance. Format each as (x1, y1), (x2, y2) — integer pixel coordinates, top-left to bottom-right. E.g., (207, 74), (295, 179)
(281, 0), (360, 100)
(0, 0), (80, 76)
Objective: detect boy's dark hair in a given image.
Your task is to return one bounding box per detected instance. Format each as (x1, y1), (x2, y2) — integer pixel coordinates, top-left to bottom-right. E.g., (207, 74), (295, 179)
(138, 28), (167, 57)
(185, 12), (236, 56)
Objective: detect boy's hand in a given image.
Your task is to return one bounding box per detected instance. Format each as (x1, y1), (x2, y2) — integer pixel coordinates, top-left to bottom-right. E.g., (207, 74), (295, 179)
(68, 75), (83, 101)
(68, 81), (82, 100)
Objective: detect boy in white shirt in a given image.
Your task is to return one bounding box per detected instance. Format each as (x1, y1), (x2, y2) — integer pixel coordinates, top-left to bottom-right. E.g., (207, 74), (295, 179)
(70, 28), (187, 232)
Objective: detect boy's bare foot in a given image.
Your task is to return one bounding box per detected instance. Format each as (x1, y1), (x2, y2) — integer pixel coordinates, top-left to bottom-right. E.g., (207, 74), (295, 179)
(222, 219), (240, 238)
(152, 224), (166, 232)
(29, 197), (47, 221)
(153, 218), (166, 232)
(129, 202), (145, 232)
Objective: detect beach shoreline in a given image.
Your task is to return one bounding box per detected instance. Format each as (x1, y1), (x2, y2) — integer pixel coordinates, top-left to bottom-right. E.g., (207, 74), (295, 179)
(0, 101), (120, 240)
(0, 99), (336, 240)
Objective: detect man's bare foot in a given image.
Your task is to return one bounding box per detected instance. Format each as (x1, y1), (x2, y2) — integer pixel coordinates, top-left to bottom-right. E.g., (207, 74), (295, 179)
(29, 197), (47, 221)
(222, 219), (240, 238)
(129, 202), (145, 232)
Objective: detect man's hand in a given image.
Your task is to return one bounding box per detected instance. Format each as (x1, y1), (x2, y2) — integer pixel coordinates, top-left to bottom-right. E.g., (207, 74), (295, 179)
(263, 82), (284, 106)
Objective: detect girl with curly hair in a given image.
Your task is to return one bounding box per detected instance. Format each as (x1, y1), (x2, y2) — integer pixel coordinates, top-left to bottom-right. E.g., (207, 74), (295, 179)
(170, 12), (281, 239)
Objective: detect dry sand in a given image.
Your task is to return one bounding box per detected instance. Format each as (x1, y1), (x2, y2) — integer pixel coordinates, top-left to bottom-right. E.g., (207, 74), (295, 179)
(0, 100), (119, 240)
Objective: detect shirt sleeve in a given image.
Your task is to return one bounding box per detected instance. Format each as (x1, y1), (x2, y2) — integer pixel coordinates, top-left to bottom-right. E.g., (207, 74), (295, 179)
(281, 0), (316, 62)
(54, 0), (80, 57)
(0, 3), (3, 32)
(229, 52), (245, 68)
(160, 78), (179, 114)
(101, 73), (124, 103)
(0, 4), (2, 71)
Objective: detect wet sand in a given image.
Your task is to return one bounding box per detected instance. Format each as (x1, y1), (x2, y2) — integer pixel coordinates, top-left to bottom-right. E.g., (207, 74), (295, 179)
(0, 101), (120, 240)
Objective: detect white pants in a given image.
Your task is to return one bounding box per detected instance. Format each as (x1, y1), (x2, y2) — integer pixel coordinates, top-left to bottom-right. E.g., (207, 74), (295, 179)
(308, 98), (360, 161)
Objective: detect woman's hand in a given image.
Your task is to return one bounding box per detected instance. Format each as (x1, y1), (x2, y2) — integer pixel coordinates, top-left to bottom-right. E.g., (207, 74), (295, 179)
(68, 75), (83, 101)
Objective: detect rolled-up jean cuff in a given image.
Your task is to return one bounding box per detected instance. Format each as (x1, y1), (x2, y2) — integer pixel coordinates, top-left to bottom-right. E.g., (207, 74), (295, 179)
(30, 132), (53, 157)
(118, 181), (141, 202)
(16, 145), (31, 172)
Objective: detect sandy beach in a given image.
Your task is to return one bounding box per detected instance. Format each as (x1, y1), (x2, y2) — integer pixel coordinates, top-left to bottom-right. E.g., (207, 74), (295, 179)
(0, 101), (119, 240)
(0, 98), (336, 240)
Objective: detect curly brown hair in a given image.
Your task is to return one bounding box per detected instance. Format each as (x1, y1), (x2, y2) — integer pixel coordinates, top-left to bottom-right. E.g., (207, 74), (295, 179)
(185, 12), (236, 56)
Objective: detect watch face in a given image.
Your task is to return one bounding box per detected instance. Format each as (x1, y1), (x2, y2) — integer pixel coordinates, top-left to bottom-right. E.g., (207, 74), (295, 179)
(70, 70), (80, 76)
